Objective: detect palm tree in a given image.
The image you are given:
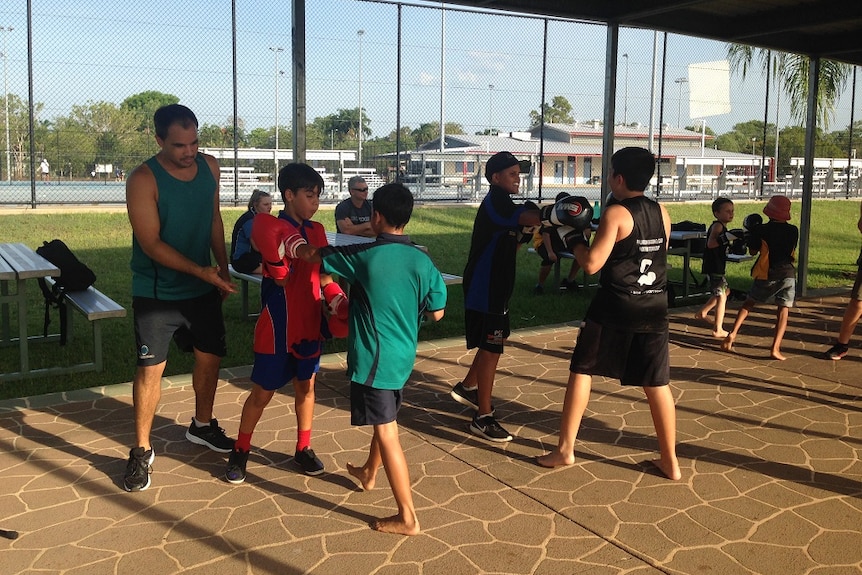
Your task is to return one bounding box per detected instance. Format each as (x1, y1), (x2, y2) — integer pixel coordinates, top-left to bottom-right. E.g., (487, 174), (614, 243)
(727, 45), (851, 130)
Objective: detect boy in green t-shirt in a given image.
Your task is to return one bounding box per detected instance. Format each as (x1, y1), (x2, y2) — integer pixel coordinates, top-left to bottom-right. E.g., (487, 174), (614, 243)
(294, 183), (447, 535)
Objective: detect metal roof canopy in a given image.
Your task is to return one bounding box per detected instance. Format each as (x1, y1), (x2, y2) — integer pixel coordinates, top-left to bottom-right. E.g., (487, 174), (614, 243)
(405, 1), (862, 296)
(290, 0), (862, 296)
(446, 0), (862, 67)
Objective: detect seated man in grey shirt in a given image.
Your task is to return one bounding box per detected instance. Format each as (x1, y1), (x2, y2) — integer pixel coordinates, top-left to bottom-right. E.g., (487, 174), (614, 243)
(334, 176), (374, 237)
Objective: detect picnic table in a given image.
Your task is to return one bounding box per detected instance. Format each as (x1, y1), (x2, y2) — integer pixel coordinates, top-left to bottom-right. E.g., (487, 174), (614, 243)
(0, 242), (126, 381)
(0, 243), (60, 381)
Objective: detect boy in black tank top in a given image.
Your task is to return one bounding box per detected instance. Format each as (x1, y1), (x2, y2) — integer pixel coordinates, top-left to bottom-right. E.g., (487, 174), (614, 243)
(695, 198), (735, 338)
(537, 147), (681, 481)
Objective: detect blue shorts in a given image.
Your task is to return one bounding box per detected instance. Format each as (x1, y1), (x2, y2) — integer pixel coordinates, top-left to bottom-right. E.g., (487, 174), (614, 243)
(251, 351), (320, 391)
(350, 382), (402, 426)
(748, 277), (795, 308)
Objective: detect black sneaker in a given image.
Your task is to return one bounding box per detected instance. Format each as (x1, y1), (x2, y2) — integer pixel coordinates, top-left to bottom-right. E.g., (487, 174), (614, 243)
(558, 279), (570, 292)
(532, 284), (544, 295)
(123, 447), (154, 492)
(225, 448), (250, 484)
(824, 343), (850, 360)
(470, 414), (513, 443)
(294, 447), (325, 476)
(451, 382), (495, 415)
(185, 418), (234, 453)
(451, 381), (479, 410)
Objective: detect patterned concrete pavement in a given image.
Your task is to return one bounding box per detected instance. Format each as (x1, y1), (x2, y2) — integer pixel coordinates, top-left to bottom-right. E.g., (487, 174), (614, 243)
(2, 291), (861, 574)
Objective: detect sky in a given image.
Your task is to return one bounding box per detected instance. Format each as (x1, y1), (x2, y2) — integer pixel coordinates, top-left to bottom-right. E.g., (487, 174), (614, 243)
(1, 0), (859, 141)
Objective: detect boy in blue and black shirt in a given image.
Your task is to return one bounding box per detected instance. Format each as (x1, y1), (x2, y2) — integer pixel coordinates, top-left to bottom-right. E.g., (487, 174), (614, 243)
(451, 151), (543, 443)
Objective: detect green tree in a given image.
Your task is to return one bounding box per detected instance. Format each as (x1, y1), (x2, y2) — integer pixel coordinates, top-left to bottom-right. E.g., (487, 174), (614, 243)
(120, 91), (180, 131)
(529, 95), (575, 127)
(411, 123), (438, 147)
(726, 45), (851, 129)
(386, 126), (417, 151)
(52, 101), (139, 177)
(408, 122), (465, 147)
(1, 93), (39, 180)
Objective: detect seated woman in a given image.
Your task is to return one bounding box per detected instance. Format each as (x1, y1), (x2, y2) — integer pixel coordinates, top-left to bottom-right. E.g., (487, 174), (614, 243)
(230, 189), (273, 274)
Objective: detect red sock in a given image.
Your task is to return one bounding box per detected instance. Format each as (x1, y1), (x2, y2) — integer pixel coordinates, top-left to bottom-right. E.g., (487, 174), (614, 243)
(235, 431), (253, 452)
(296, 429), (311, 452)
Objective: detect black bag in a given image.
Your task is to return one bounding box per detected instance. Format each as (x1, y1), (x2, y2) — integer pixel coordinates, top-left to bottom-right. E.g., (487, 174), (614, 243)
(35, 239), (97, 345)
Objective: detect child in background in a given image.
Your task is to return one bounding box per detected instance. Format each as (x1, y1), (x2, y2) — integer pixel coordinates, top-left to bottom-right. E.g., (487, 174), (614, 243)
(721, 195), (798, 360)
(696, 197), (734, 337)
(532, 192), (583, 294)
(230, 189), (273, 274)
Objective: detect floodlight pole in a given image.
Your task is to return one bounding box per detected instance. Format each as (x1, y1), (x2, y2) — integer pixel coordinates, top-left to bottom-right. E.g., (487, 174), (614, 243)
(269, 46), (284, 183)
(2, 26), (12, 182)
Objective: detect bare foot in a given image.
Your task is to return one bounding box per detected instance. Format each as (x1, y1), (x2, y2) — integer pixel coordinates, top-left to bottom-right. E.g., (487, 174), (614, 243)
(720, 334), (735, 352)
(694, 311), (708, 322)
(651, 457), (682, 481)
(347, 462), (377, 490)
(536, 451), (575, 468)
(711, 329), (729, 339)
(372, 514), (420, 536)
(770, 350), (787, 361)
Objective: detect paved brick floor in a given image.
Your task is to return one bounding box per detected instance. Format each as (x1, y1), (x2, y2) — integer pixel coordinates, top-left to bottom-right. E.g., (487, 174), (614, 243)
(2, 291), (861, 574)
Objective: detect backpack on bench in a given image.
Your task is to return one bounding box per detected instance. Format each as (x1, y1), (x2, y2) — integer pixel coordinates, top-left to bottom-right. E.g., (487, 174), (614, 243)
(35, 239), (97, 345)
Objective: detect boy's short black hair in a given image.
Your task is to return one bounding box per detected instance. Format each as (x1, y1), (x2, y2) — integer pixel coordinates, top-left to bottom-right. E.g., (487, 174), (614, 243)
(611, 147), (655, 192)
(372, 183), (414, 229)
(153, 104), (197, 140)
(277, 163), (325, 203)
(711, 197), (733, 215)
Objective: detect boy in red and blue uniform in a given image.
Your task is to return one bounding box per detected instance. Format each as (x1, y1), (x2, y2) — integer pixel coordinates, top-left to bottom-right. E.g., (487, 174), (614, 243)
(225, 163), (347, 483)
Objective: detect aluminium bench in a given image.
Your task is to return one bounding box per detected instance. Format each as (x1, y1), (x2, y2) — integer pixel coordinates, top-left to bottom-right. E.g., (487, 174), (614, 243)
(44, 277), (127, 374)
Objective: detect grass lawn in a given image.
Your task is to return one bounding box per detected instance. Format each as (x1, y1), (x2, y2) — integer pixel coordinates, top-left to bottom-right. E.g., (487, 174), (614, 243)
(1, 197), (859, 401)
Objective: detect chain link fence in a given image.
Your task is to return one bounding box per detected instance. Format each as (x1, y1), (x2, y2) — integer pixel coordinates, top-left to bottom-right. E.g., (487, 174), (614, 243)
(0, 0), (859, 207)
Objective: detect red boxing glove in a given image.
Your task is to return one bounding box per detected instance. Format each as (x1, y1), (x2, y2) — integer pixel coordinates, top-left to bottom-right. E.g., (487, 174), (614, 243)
(251, 213), (307, 280)
(322, 282), (349, 321)
(327, 314), (348, 339)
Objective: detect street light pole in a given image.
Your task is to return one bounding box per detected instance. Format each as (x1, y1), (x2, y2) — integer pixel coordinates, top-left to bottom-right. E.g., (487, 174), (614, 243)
(622, 53), (628, 125)
(751, 137), (756, 156)
(269, 46), (284, 184)
(488, 84), (494, 135)
(357, 29), (364, 166)
(700, 119), (706, 184)
(1, 26), (12, 183)
(674, 77), (687, 129)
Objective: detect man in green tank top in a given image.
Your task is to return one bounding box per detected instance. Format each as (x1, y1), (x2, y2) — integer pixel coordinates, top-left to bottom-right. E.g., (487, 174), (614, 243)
(123, 104), (237, 492)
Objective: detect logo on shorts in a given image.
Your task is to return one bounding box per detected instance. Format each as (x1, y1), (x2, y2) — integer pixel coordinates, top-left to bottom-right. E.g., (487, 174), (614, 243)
(138, 344), (154, 360)
(486, 330), (504, 346)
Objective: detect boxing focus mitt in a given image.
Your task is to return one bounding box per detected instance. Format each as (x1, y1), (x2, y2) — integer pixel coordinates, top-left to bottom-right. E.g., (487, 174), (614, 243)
(540, 196), (593, 232)
(251, 213), (307, 281)
(557, 225), (590, 251)
(516, 200), (540, 243)
(742, 213), (763, 231)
